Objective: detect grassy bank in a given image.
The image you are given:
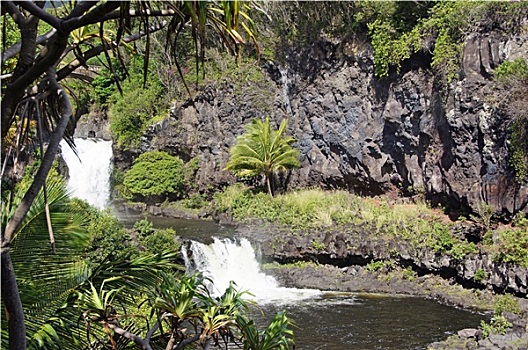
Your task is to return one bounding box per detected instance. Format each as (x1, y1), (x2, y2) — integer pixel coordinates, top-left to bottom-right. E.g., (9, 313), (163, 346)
(212, 184), (528, 267)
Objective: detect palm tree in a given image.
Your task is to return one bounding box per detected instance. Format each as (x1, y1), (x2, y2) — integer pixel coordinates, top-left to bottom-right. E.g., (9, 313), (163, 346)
(225, 117), (301, 196)
(1, 176), (91, 349)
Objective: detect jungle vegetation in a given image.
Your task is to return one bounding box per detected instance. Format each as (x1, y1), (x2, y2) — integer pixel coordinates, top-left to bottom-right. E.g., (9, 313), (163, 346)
(2, 1), (528, 349)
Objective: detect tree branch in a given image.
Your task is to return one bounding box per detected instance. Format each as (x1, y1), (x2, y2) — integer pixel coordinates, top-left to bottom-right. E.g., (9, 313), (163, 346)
(175, 333), (201, 350)
(56, 21), (167, 82)
(3, 1), (24, 27)
(1, 250), (26, 350)
(106, 323), (152, 350)
(2, 69), (71, 245)
(61, 1), (121, 33)
(2, 28), (57, 66)
(101, 8), (179, 22)
(64, 0), (99, 20)
(17, 1), (61, 29)
(1, 29), (68, 139)
(145, 321), (160, 343)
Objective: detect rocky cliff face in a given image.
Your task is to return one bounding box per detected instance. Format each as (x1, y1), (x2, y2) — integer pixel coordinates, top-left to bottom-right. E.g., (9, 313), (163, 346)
(132, 26), (527, 218)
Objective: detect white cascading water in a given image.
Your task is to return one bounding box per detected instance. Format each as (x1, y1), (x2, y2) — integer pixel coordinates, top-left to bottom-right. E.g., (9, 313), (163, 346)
(60, 138), (113, 209)
(279, 66), (293, 116)
(183, 238), (322, 304)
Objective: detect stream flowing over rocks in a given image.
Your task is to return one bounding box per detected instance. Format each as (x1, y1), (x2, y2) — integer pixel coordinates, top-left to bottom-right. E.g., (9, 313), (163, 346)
(103, 22), (528, 219)
(232, 221), (528, 299)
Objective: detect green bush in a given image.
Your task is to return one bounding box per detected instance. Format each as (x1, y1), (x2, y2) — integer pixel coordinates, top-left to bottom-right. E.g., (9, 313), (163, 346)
(366, 260), (386, 272)
(109, 82), (162, 149)
(494, 294), (522, 316)
(495, 57), (528, 83)
(133, 218), (180, 254)
(311, 240), (326, 251)
(123, 151), (185, 202)
(480, 315), (512, 337)
(402, 266), (417, 281)
(134, 218), (154, 238)
(183, 193), (207, 209)
(490, 228), (528, 267)
(70, 199), (138, 267)
(474, 268), (487, 283)
(109, 56), (164, 149)
(141, 228), (180, 254)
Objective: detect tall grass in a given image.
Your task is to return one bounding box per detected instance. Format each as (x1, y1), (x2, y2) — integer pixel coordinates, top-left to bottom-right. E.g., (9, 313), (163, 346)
(213, 184), (525, 265)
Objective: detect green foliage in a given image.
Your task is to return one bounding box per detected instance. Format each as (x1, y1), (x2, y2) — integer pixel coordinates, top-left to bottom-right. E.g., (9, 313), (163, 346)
(73, 200), (138, 267)
(133, 217), (154, 237)
(450, 241), (478, 261)
(108, 56), (164, 149)
(213, 186), (485, 261)
(361, 1), (524, 81)
(494, 294), (522, 316)
(183, 192), (207, 209)
(486, 227), (528, 267)
(311, 240), (326, 251)
(0, 178), (92, 349)
(402, 266), (417, 282)
(214, 186), (350, 230)
(237, 311), (295, 350)
(134, 218), (180, 253)
(123, 151), (185, 202)
(508, 118), (528, 182)
(225, 117), (301, 196)
(471, 201), (496, 229)
(141, 227), (179, 254)
(367, 18), (421, 77)
(495, 57), (528, 83)
(474, 268), (487, 283)
(109, 81), (163, 149)
(366, 260), (386, 272)
(512, 212), (528, 229)
(480, 315), (512, 337)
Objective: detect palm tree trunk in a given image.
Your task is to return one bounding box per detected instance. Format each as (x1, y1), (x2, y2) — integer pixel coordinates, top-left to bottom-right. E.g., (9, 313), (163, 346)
(266, 173), (274, 197)
(1, 249), (26, 350)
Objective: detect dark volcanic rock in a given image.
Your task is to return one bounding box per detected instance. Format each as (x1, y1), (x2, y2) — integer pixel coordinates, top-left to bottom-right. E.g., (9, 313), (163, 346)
(235, 223), (528, 297)
(134, 27), (528, 219)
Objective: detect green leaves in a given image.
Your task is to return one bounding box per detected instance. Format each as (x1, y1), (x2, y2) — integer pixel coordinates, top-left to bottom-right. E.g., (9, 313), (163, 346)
(237, 311), (295, 350)
(123, 151), (185, 202)
(225, 117), (300, 196)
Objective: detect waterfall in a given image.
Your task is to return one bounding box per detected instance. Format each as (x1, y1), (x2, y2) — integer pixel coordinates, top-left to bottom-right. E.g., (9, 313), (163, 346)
(279, 66), (293, 116)
(60, 138), (113, 209)
(183, 238), (322, 304)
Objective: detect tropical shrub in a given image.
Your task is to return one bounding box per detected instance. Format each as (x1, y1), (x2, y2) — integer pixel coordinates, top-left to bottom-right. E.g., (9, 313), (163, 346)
(133, 218), (180, 253)
(487, 227), (528, 267)
(109, 79), (163, 149)
(74, 199), (138, 267)
(123, 151), (185, 202)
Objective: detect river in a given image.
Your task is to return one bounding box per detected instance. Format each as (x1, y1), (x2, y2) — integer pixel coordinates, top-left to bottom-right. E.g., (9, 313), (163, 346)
(118, 213), (485, 350)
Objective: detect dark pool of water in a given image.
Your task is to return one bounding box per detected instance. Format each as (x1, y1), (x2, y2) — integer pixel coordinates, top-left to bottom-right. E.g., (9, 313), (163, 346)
(116, 214), (487, 349)
(114, 211), (236, 241)
(257, 294), (485, 350)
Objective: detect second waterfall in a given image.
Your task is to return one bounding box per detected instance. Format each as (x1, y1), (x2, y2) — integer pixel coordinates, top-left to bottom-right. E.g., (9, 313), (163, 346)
(183, 237), (322, 304)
